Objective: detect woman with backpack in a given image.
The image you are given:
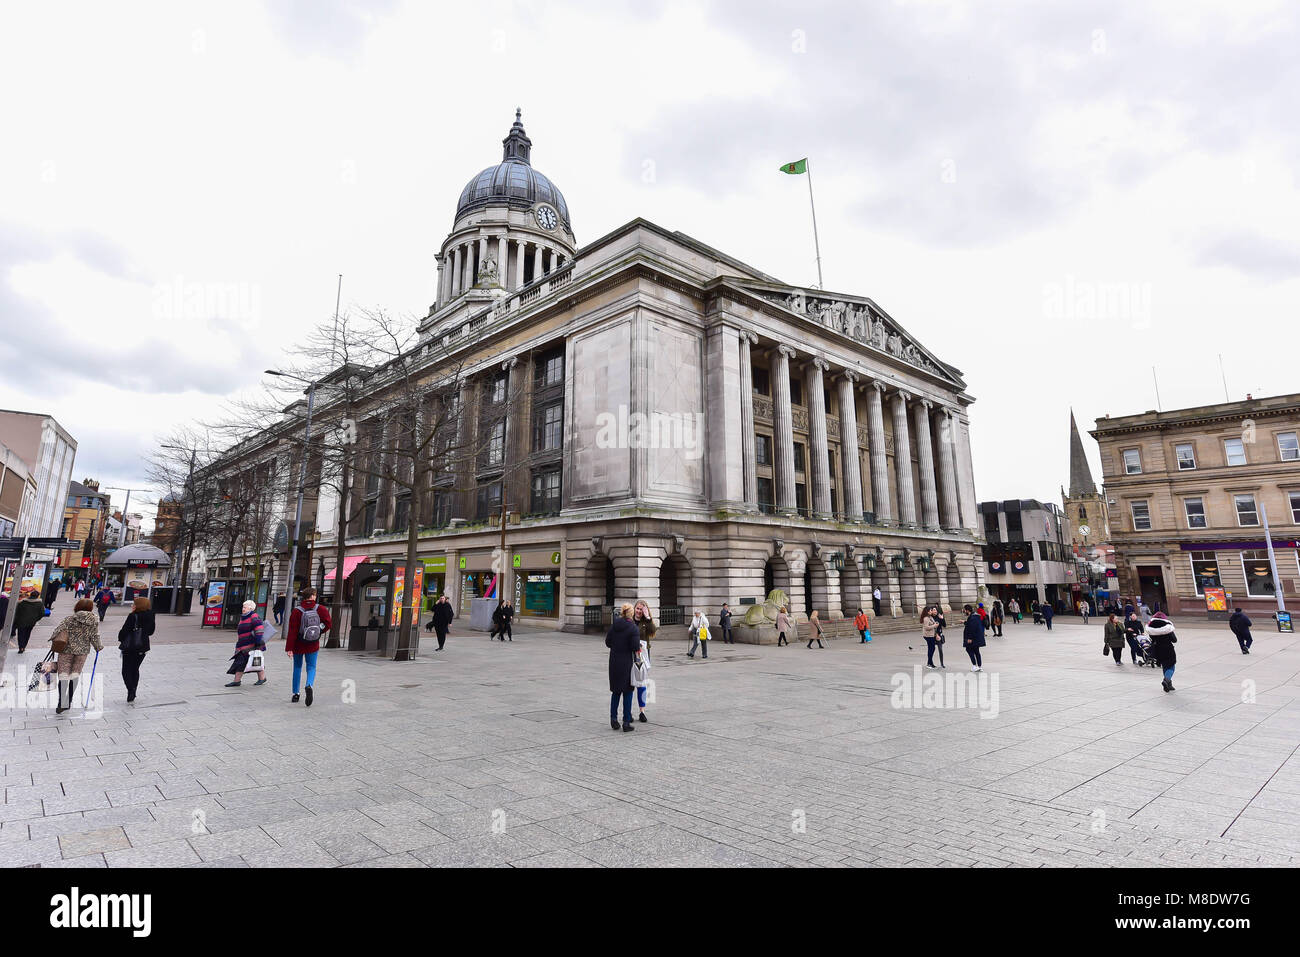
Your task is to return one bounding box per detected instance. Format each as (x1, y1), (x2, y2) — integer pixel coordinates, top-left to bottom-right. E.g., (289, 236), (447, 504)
(118, 596), (155, 703)
(226, 599), (268, 688)
(285, 587), (331, 706)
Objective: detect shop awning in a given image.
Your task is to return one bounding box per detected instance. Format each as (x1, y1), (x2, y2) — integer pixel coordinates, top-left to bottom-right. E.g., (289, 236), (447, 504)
(324, 555), (369, 582)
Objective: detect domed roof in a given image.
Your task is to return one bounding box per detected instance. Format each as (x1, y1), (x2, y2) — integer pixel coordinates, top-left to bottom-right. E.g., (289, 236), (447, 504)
(454, 110), (571, 229)
(102, 543), (172, 568)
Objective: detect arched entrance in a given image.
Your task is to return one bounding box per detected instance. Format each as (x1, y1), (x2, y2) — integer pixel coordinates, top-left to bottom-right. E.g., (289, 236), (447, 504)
(898, 560), (920, 617)
(924, 564), (941, 610)
(946, 556), (965, 610)
(764, 555), (791, 604)
(806, 557), (831, 618)
(659, 554), (691, 624)
(840, 558), (864, 617)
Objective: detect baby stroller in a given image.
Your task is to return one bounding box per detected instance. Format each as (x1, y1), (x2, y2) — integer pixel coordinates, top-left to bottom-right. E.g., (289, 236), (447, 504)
(1136, 634), (1160, 668)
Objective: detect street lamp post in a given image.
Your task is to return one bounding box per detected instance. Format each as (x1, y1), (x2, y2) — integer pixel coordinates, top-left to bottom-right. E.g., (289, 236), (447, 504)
(267, 371), (316, 602)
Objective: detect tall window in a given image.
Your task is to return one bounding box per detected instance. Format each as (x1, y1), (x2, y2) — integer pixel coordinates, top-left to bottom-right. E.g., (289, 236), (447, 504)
(530, 467), (561, 515)
(1278, 431), (1299, 462)
(1175, 443), (1196, 470)
(535, 351), (564, 389)
(486, 421), (505, 466)
(488, 374), (507, 405)
(1183, 497), (1207, 529)
(795, 482), (808, 516)
(432, 491), (452, 527)
(475, 481), (502, 521)
(753, 368), (770, 396)
(1189, 551), (1221, 596)
(532, 401), (562, 451)
(1240, 550), (1277, 597)
(1234, 494), (1259, 526)
(793, 442), (805, 474)
(756, 477), (775, 513)
(393, 493), (410, 531)
(790, 379), (804, 406)
(1131, 501), (1151, 531)
(1291, 490), (1300, 523)
(1122, 448), (1142, 474)
(756, 434), (772, 466)
(1224, 437), (1247, 466)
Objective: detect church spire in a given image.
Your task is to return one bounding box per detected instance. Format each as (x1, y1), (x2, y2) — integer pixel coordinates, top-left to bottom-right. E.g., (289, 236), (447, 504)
(501, 107), (532, 165)
(1068, 409), (1097, 497)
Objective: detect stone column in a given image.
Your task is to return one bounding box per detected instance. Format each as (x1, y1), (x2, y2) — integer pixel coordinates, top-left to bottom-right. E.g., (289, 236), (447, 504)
(935, 406), (960, 531)
(497, 236), (508, 286)
(837, 373), (863, 522)
(771, 345), (798, 516)
(866, 382), (892, 525)
(515, 240), (526, 289)
(705, 325), (745, 510)
(435, 258), (445, 306)
(533, 245), (543, 280)
(891, 390), (917, 527)
(463, 242), (474, 292)
(912, 399), (940, 530)
(451, 246), (463, 297)
(739, 332), (758, 511)
(547, 249), (556, 274)
(806, 359), (832, 519)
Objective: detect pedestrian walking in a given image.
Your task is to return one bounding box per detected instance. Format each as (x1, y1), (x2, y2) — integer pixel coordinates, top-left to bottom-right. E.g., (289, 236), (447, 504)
(1031, 600), (1042, 624)
(94, 584), (114, 622)
(976, 603), (988, 629)
(1080, 599), (1091, 624)
(12, 588), (46, 654)
(285, 587), (331, 706)
(43, 580), (59, 610)
(498, 600), (514, 641)
(962, 603), (985, 671)
(1103, 613), (1126, 665)
(1008, 598), (1021, 623)
(1123, 611), (1145, 663)
(1146, 612), (1178, 692)
(921, 605), (945, 669)
(872, 586), (882, 617)
(1042, 602), (1054, 631)
(718, 603), (733, 644)
(686, 609), (709, 658)
(49, 599), (103, 714)
(1229, 608), (1253, 654)
(117, 596), (155, 703)
(431, 595), (453, 650)
(74, 580), (85, 598)
(605, 603), (640, 732)
(806, 609), (825, 649)
(775, 606), (791, 646)
(990, 600), (1004, 637)
(273, 593), (286, 627)
(854, 607), (871, 642)
(226, 599), (269, 687)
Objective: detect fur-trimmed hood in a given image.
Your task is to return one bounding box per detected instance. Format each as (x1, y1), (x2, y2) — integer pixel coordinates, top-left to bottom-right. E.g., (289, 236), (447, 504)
(1146, 618), (1176, 637)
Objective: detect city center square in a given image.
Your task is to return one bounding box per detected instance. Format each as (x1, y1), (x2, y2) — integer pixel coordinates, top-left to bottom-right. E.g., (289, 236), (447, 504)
(2, 607), (1297, 869)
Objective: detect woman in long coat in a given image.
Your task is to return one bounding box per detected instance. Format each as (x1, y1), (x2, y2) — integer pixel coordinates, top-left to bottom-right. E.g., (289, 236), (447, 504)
(606, 604), (641, 732)
(962, 604), (986, 671)
(49, 599), (103, 713)
(1103, 613), (1126, 665)
(1146, 613), (1178, 692)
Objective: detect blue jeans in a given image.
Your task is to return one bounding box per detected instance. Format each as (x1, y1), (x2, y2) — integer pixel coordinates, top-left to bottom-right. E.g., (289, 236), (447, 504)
(636, 686), (647, 708)
(1162, 665), (1175, 682)
(610, 690), (633, 724)
(292, 651), (318, 694)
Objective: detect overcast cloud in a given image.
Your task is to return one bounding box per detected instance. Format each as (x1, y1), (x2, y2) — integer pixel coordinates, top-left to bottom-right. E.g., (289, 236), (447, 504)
(1, 0), (1297, 528)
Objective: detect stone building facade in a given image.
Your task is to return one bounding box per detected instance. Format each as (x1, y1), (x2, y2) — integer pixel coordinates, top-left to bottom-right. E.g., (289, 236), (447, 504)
(1093, 392), (1300, 616)
(226, 114), (985, 635)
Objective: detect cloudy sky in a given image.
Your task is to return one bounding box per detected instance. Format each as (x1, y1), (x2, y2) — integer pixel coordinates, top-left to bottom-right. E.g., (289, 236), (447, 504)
(2, 0), (1297, 527)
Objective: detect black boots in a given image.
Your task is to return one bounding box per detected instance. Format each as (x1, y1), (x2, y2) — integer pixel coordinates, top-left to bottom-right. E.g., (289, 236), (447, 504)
(55, 678), (78, 713)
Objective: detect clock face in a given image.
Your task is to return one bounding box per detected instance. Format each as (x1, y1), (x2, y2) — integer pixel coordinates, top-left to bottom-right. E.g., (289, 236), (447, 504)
(1078, 524), (1091, 537)
(534, 204), (558, 230)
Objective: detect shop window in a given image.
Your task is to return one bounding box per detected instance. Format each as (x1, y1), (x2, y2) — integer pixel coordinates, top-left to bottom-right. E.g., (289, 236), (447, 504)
(1189, 551), (1221, 596)
(1240, 550), (1277, 597)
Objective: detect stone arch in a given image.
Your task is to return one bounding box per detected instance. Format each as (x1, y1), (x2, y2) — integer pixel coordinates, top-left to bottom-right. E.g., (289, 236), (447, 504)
(923, 562), (942, 610)
(764, 553), (791, 603)
(898, 556), (922, 617)
(839, 554), (865, 618)
(806, 555), (832, 619)
(946, 554), (966, 610)
(581, 551), (617, 625)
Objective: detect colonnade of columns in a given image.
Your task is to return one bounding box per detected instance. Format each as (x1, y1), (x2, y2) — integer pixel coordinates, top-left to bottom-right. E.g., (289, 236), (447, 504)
(739, 338), (965, 532)
(437, 234), (569, 305)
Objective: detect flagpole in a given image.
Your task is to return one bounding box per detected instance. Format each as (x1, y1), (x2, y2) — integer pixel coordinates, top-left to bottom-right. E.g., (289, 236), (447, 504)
(806, 159), (824, 289)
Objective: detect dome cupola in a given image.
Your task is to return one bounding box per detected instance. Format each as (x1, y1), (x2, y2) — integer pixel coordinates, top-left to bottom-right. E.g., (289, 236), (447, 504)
(453, 109), (571, 229)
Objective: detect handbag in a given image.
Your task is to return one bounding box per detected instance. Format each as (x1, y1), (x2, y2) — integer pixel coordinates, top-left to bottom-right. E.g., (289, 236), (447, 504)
(631, 656), (648, 686)
(121, 627), (145, 653)
(50, 633), (68, 654)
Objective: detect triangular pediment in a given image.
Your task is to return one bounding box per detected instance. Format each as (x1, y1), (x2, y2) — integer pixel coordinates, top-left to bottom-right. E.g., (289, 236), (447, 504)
(733, 280), (965, 389)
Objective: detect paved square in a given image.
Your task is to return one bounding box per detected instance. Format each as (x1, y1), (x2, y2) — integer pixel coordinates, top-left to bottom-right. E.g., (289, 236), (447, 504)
(3, 609), (1298, 867)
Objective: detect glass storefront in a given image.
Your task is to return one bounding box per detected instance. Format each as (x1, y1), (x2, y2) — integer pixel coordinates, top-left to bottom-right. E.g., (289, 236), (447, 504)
(519, 571), (558, 618)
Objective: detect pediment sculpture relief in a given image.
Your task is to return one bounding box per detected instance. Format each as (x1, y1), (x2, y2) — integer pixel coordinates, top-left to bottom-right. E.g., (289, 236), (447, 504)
(768, 290), (943, 377)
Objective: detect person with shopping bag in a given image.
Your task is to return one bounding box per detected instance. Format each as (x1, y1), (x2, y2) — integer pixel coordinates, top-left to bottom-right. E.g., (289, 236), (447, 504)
(225, 599), (268, 688)
(854, 607), (871, 643)
(632, 629), (652, 723)
(686, 609), (709, 659)
(48, 599), (103, 714)
(117, 596), (156, 703)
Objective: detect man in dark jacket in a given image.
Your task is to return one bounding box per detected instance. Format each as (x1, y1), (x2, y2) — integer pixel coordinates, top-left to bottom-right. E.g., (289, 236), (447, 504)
(498, 600), (514, 642)
(1041, 601), (1054, 630)
(962, 603), (986, 671)
(272, 593), (286, 626)
(431, 595), (454, 650)
(13, 589), (46, 652)
(719, 603), (733, 644)
(606, 604), (640, 732)
(1229, 608), (1253, 654)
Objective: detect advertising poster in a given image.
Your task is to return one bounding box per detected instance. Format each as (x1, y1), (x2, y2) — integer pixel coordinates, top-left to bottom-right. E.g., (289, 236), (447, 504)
(4, 561), (48, 595)
(1203, 587), (1227, 612)
(410, 566), (423, 623)
(204, 581), (226, 626)
(390, 565), (405, 628)
(1278, 611), (1293, 634)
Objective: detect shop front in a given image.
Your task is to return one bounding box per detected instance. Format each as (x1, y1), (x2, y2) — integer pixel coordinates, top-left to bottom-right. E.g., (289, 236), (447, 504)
(511, 547), (562, 619)
(458, 551), (499, 618)
(422, 555), (447, 615)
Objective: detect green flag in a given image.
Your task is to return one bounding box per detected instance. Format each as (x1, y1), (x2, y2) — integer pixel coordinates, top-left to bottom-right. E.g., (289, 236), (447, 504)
(779, 158), (807, 175)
